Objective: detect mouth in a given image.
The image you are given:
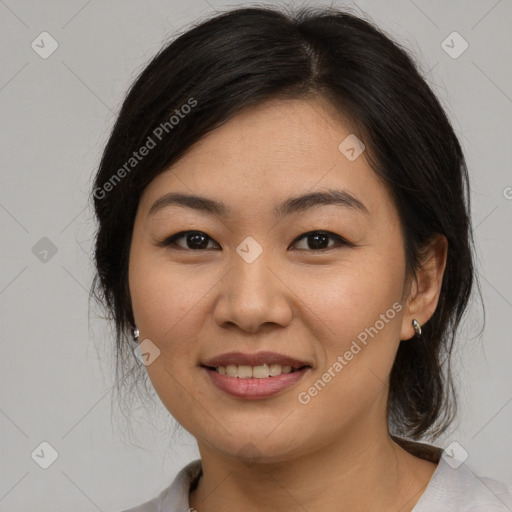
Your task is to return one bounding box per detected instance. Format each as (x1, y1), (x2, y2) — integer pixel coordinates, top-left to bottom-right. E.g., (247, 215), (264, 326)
(200, 351), (313, 399)
(202, 363), (311, 378)
(200, 351), (312, 377)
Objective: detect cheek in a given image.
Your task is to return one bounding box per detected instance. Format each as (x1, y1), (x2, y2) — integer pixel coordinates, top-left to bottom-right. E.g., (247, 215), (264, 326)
(128, 255), (220, 427)
(292, 277), (403, 429)
(129, 253), (221, 352)
(299, 252), (404, 345)
(295, 246), (405, 397)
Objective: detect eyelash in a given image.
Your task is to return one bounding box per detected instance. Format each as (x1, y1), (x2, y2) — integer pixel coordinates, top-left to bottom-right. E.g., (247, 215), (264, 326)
(156, 230), (355, 252)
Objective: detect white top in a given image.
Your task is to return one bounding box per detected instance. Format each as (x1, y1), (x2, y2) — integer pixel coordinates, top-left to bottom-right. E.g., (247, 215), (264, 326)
(121, 452), (512, 512)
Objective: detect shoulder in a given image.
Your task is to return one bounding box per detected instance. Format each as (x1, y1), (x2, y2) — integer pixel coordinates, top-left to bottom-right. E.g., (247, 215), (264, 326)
(119, 459), (202, 512)
(392, 436), (512, 511)
(414, 453), (512, 512)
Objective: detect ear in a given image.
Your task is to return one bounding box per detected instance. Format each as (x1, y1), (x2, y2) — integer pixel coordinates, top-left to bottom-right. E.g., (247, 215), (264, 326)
(400, 234), (448, 341)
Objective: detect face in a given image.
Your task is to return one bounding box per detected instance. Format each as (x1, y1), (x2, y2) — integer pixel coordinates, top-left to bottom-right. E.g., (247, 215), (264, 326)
(128, 97), (415, 463)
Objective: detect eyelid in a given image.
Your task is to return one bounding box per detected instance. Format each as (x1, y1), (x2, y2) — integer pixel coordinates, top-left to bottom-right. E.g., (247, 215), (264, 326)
(292, 230), (355, 248)
(156, 230), (219, 250)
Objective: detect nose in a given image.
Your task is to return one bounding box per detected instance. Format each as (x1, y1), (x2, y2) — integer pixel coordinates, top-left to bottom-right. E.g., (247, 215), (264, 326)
(213, 251), (293, 334)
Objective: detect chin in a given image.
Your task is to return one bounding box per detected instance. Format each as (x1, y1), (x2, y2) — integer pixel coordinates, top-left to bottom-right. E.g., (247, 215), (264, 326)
(196, 425), (309, 465)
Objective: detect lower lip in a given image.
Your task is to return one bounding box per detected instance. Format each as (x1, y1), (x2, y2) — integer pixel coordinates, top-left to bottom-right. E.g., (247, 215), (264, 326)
(202, 366), (311, 399)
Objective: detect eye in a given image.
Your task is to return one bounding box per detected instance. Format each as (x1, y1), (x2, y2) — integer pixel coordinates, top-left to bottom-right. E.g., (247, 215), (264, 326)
(157, 231), (220, 250)
(290, 230), (353, 251)
(157, 229), (353, 252)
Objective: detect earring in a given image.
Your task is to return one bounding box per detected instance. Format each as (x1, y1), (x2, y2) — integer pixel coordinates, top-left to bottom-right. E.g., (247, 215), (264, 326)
(133, 327), (139, 341)
(412, 319), (422, 337)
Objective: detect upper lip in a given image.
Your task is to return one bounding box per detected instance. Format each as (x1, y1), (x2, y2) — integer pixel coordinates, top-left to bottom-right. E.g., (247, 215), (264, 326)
(201, 351), (312, 369)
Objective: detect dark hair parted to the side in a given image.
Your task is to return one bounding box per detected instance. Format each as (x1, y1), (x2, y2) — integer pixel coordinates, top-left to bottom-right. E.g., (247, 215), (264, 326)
(90, 5), (480, 440)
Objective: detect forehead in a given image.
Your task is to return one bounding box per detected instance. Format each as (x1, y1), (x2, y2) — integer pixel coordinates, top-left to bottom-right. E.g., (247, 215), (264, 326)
(139, 98), (391, 221)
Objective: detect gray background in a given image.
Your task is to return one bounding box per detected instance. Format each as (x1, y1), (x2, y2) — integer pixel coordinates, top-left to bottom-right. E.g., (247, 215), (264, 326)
(1, 0), (511, 510)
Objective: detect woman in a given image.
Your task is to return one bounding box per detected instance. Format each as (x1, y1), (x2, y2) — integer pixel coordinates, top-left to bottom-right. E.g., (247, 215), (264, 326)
(91, 5), (512, 511)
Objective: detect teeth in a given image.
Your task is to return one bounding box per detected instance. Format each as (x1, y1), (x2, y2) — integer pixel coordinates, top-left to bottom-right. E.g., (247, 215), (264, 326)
(214, 363), (298, 378)
(253, 364), (269, 378)
(238, 365), (253, 378)
(226, 364), (238, 377)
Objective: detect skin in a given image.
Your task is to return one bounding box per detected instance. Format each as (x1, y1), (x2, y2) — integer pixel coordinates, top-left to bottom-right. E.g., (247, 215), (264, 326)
(128, 97), (448, 512)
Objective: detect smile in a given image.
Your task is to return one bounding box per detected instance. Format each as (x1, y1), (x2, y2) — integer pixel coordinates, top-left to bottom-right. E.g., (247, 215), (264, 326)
(201, 365), (312, 399)
(208, 363), (306, 378)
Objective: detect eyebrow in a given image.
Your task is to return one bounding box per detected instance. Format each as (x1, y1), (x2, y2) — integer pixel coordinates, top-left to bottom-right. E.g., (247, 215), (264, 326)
(148, 189), (370, 218)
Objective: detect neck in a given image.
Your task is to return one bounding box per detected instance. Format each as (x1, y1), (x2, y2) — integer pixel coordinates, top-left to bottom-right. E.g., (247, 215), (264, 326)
(189, 428), (438, 512)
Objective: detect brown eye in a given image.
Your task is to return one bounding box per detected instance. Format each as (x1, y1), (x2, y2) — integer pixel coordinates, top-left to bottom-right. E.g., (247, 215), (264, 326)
(290, 231), (353, 251)
(157, 230), (353, 252)
(157, 231), (220, 250)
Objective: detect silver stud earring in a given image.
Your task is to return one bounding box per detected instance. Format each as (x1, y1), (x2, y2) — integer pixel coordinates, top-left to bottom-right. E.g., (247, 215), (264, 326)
(133, 327), (139, 341)
(412, 319), (422, 337)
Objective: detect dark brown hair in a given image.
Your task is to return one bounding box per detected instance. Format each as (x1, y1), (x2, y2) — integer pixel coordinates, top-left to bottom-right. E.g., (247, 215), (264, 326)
(90, 5), (480, 440)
